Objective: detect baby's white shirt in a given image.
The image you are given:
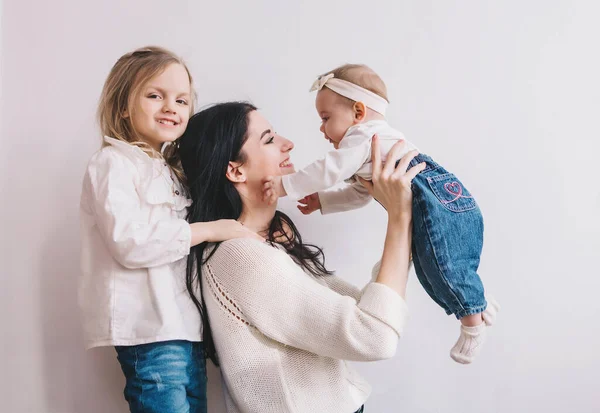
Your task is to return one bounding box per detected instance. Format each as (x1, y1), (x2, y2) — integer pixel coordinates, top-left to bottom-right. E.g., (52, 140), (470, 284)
(282, 120), (418, 214)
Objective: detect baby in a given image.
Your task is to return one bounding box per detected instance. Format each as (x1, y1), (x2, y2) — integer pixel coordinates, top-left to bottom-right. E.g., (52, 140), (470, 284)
(266, 64), (499, 364)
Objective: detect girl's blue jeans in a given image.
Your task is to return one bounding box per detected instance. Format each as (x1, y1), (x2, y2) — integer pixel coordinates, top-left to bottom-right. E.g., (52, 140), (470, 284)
(115, 340), (207, 413)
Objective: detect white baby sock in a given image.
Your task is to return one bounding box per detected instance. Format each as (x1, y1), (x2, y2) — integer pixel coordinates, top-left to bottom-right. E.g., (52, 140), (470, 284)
(450, 297), (500, 364)
(450, 323), (487, 364)
(482, 297), (500, 326)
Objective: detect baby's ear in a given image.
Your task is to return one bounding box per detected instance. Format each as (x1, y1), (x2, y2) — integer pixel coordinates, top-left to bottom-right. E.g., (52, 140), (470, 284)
(353, 101), (367, 122)
(226, 161), (246, 183)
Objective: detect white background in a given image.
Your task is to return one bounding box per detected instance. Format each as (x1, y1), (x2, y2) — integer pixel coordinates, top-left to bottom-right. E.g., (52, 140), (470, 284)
(1, 1), (599, 412)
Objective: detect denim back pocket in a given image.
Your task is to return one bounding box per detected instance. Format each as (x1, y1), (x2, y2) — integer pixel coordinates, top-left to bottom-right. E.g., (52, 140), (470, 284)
(427, 173), (478, 212)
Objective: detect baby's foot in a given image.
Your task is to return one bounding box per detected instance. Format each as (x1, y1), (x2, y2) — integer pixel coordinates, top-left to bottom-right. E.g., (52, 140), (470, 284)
(482, 297), (500, 326)
(450, 323), (487, 364)
(450, 297), (500, 364)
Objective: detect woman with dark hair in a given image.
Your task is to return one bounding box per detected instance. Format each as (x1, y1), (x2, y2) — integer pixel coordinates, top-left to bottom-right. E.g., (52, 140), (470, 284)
(179, 102), (425, 413)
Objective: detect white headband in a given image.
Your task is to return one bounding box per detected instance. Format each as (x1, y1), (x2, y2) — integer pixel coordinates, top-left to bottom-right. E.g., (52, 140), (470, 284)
(309, 73), (388, 116)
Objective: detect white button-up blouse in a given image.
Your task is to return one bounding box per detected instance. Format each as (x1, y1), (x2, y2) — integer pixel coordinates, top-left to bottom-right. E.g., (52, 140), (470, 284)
(78, 136), (202, 349)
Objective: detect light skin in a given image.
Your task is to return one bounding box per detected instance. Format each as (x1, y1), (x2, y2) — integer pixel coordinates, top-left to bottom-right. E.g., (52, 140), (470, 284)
(233, 110), (424, 298)
(227, 111), (295, 236)
(264, 89), (485, 325)
(319, 91), (486, 325)
(127, 63), (261, 246)
(262, 87), (384, 209)
(316, 87), (384, 148)
(128, 63), (192, 152)
(263, 87), (483, 327)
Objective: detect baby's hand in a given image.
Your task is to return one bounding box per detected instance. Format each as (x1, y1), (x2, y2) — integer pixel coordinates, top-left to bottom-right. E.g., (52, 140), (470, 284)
(262, 176), (287, 205)
(297, 193), (321, 215)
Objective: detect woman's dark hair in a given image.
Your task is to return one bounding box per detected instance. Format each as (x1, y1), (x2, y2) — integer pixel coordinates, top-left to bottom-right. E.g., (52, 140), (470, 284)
(179, 102), (332, 365)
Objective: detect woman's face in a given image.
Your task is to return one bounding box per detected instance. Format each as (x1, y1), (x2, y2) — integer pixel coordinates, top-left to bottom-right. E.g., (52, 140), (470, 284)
(239, 110), (295, 186)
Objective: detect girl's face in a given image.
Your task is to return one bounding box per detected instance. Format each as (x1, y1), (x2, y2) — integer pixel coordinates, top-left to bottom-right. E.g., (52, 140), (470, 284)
(315, 88), (357, 149)
(238, 111), (295, 188)
(130, 63), (192, 151)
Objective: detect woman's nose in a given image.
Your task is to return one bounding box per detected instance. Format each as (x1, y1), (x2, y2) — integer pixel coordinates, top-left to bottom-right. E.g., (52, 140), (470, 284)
(281, 137), (294, 152)
(319, 124), (325, 133)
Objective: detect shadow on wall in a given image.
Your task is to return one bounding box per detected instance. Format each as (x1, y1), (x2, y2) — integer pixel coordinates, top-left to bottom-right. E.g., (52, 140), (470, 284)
(39, 180), (226, 412)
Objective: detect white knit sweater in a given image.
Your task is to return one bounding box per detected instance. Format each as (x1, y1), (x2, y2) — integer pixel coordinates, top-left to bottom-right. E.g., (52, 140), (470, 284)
(202, 238), (408, 413)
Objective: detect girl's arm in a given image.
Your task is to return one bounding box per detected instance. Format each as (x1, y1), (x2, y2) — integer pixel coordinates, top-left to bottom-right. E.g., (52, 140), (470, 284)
(190, 220), (262, 247)
(85, 151), (260, 269)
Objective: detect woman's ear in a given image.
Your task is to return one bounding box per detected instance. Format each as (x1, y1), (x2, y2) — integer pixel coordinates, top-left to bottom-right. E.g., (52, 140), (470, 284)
(353, 101), (367, 123)
(226, 161), (247, 183)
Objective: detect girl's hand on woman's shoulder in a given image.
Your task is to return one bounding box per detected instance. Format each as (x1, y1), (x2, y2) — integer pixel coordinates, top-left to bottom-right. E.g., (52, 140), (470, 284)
(191, 220), (264, 246)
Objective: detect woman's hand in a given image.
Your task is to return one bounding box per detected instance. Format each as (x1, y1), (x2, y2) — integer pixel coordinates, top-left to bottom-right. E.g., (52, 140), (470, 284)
(358, 135), (425, 221)
(262, 176), (286, 205)
(358, 134), (425, 297)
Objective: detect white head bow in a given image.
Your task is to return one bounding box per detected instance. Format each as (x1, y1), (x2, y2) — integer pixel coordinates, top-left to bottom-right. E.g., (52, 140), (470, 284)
(309, 73), (388, 116)
(310, 73), (335, 92)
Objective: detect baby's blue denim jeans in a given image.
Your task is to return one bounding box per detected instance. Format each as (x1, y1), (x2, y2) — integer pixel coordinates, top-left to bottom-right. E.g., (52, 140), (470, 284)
(115, 340), (207, 413)
(406, 154), (487, 318)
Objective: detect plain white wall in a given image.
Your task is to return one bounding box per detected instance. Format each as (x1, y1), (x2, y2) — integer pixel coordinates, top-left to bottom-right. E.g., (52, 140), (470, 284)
(2, 1), (599, 412)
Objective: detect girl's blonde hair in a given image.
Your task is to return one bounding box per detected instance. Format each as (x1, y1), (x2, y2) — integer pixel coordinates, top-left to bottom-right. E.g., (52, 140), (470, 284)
(98, 46), (195, 183)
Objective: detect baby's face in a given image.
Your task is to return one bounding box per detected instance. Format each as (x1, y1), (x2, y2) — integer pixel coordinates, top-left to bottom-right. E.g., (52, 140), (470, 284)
(315, 88), (356, 149)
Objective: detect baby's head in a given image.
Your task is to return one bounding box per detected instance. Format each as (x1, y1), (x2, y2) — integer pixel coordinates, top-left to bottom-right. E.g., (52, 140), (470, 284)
(313, 64), (388, 148)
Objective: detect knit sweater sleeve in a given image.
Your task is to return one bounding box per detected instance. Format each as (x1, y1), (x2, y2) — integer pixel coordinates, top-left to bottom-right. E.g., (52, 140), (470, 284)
(204, 238), (408, 361)
(319, 274), (362, 301)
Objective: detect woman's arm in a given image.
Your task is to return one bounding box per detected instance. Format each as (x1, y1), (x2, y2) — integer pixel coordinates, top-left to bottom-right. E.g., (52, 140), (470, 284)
(204, 139), (424, 361)
(319, 274), (362, 300)
(358, 135), (426, 298)
(206, 238), (406, 362)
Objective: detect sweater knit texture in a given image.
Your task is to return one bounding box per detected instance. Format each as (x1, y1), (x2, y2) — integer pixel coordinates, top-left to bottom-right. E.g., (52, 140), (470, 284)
(202, 238), (408, 413)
